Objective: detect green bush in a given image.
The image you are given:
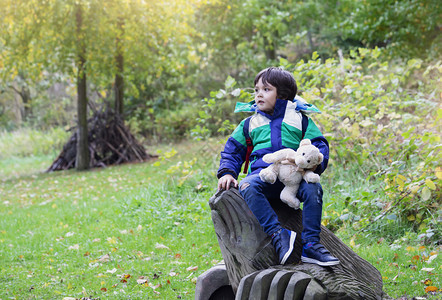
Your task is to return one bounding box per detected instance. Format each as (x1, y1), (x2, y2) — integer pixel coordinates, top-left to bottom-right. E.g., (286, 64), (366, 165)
(194, 50), (441, 244)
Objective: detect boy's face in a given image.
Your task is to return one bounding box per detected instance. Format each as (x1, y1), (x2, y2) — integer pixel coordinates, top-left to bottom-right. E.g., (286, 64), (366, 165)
(254, 78), (277, 114)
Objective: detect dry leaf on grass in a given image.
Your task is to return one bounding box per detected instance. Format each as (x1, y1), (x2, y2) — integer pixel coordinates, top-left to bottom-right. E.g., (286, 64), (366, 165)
(186, 266), (198, 272)
(155, 243), (170, 250)
(98, 253), (110, 263)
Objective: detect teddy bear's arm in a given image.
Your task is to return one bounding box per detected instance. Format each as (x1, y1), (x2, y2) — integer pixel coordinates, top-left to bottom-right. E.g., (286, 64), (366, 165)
(303, 170), (320, 183)
(262, 148), (296, 164)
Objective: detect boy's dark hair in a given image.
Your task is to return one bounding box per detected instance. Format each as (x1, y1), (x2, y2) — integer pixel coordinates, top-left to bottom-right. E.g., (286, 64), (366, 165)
(254, 67), (297, 100)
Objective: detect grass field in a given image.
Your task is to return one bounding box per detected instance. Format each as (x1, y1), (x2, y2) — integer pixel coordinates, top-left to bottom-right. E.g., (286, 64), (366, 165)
(0, 138), (440, 299)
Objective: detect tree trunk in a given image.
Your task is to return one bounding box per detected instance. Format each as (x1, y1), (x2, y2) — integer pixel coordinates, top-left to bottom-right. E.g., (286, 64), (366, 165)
(114, 17), (124, 116)
(75, 2), (90, 171)
(10, 79), (31, 123)
(208, 188), (388, 299)
(264, 36), (277, 61)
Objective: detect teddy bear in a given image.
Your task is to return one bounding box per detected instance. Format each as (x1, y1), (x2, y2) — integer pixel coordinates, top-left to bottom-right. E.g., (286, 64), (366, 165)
(259, 139), (324, 209)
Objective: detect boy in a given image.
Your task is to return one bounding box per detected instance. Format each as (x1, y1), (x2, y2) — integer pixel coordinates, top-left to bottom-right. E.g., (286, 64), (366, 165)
(217, 67), (339, 266)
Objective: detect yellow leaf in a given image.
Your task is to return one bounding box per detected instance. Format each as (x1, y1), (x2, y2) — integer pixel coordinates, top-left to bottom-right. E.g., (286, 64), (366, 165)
(421, 187), (431, 200)
(425, 179), (436, 190)
(350, 238), (356, 248)
(106, 237), (117, 244)
(409, 184), (420, 194)
(435, 167), (442, 180)
(396, 176), (405, 188)
(407, 215), (416, 221)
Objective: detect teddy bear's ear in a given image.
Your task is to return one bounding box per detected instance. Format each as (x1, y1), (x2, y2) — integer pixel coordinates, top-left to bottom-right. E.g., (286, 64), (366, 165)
(317, 153), (324, 164)
(300, 139), (311, 147)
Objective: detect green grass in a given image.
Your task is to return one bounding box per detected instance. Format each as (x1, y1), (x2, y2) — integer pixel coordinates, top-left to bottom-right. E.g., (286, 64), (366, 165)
(0, 140), (222, 299)
(0, 138), (440, 299)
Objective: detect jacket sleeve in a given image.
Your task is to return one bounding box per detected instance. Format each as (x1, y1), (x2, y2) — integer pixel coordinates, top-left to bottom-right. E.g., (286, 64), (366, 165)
(303, 118), (329, 175)
(217, 119), (248, 179)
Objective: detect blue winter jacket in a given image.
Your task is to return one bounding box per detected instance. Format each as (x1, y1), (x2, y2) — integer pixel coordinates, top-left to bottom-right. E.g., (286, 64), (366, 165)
(217, 98), (329, 179)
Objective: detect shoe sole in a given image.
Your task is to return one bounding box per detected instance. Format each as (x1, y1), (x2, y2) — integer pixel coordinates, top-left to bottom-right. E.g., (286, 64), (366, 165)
(280, 231), (296, 264)
(301, 256), (340, 266)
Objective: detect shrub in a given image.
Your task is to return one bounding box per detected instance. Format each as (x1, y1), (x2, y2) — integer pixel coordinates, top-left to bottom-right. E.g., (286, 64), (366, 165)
(193, 50), (441, 243)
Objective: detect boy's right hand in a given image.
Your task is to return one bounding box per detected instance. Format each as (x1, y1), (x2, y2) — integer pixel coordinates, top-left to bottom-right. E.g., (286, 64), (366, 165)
(218, 174), (238, 191)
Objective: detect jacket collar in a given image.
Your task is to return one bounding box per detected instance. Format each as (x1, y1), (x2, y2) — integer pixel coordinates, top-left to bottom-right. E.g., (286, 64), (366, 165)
(234, 96), (321, 115)
(256, 98), (287, 119)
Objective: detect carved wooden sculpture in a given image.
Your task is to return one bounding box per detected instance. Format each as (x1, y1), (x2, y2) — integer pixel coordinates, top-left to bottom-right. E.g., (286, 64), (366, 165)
(195, 188), (390, 300)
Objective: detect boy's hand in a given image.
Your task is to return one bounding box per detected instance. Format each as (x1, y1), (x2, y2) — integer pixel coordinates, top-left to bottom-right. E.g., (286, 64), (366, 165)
(218, 174), (238, 191)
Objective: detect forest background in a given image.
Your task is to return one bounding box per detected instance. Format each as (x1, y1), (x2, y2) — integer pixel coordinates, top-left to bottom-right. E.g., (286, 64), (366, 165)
(0, 0), (441, 299)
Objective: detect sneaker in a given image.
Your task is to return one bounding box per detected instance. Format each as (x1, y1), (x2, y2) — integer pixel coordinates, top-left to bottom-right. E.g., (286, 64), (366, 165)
(301, 242), (340, 266)
(271, 228), (297, 265)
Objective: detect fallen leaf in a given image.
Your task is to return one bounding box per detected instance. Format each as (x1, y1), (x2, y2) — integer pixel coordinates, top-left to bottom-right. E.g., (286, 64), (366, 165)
(422, 268), (435, 272)
(411, 255), (420, 263)
(137, 277), (148, 285)
(425, 286), (438, 293)
(83, 251), (90, 257)
(65, 232), (75, 237)
(101, 287), (107, 292)
(406, 246), (416, 252)
(106, 237), (117, 244)
(175, 253), (182, 259)
(68, 244), (79, 250)
(427, 254), (438, 264)
(186, 266), (198, 272)
(106, 268), (117, 274)
(92, 238), (101, 242)
(98, 254), (110, 263)
(155, 243), (170, 250)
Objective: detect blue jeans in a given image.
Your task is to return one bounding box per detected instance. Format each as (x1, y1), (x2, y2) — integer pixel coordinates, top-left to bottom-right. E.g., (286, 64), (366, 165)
(239, 174), (323, 244)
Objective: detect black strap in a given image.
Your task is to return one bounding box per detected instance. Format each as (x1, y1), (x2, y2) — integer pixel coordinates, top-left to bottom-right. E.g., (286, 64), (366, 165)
(301, 113), (308, 139)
